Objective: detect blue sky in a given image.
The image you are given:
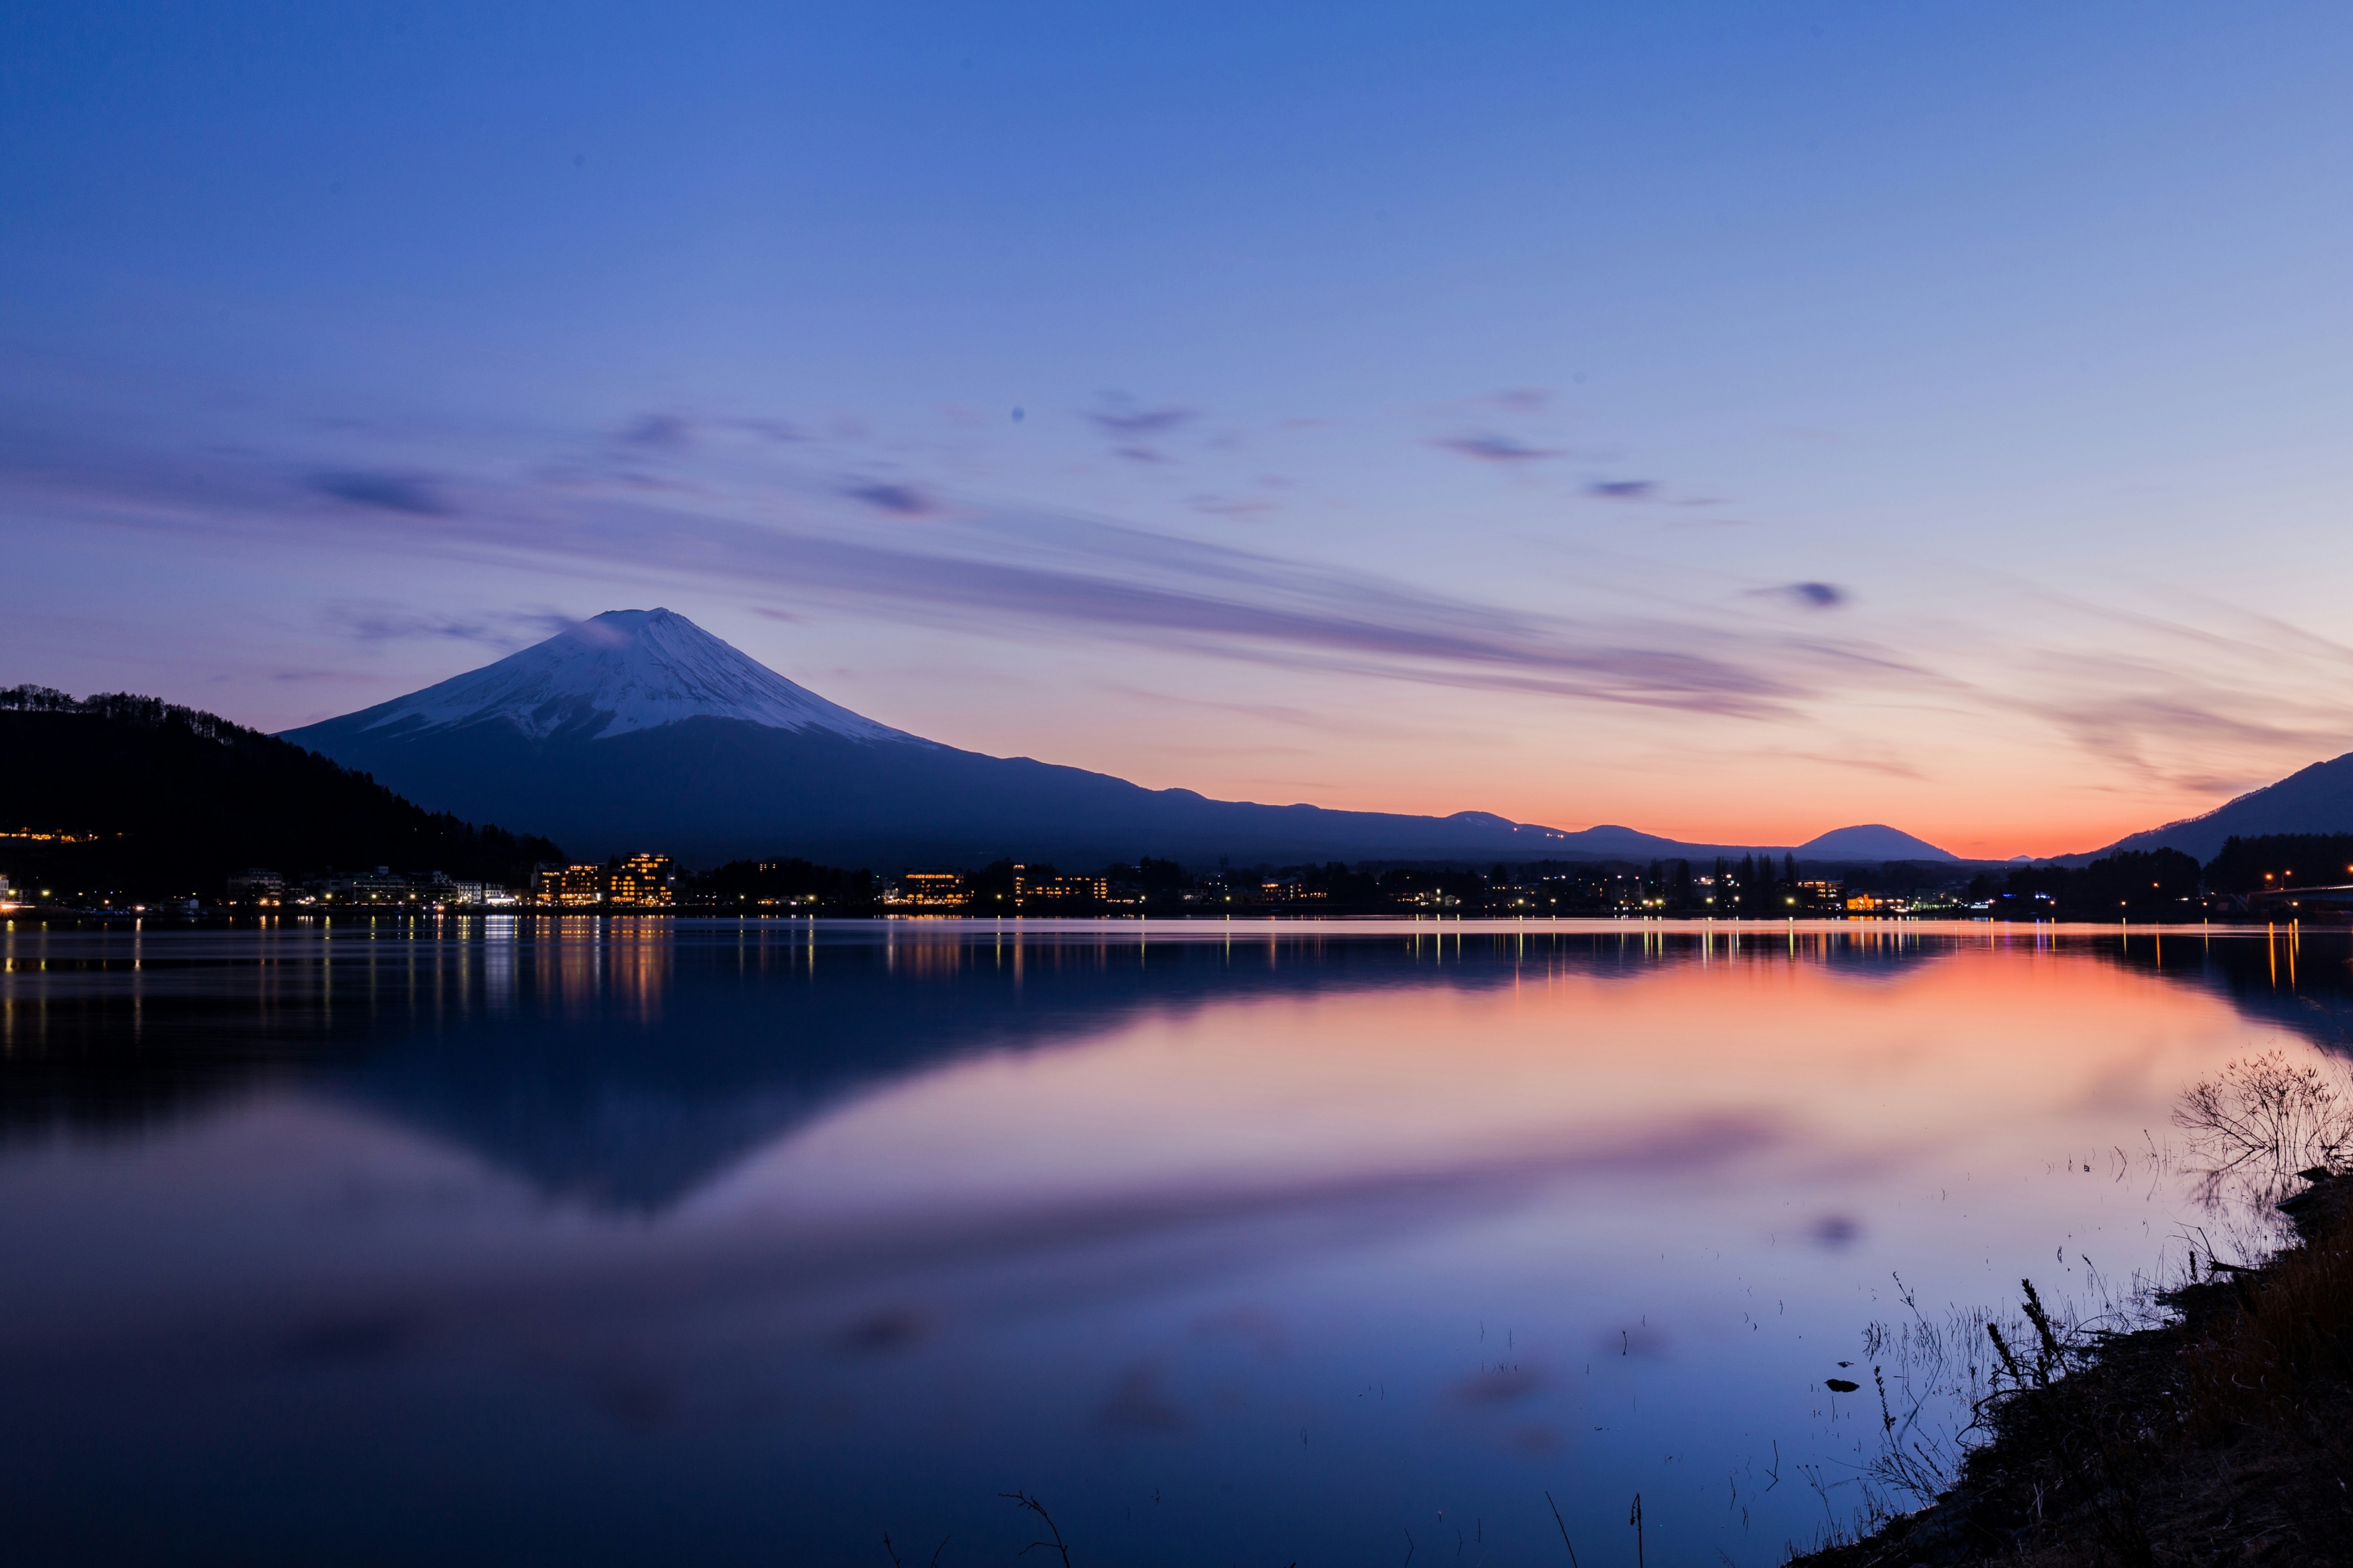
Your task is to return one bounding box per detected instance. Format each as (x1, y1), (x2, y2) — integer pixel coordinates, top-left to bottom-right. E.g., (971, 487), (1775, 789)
(5, 1), (2352, 854)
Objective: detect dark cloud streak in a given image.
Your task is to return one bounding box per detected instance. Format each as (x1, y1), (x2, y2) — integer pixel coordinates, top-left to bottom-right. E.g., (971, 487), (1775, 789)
(620, 414), (692, 449)
(328, 603), (578, 647)
(1088, 404), (1193, 437)
(1435, 434), (1562, 463)
(401, 495), (1913, 717)
(308, 471), (452, 516)
(2, 430), (1930, 721)
(844, 481), (936, 516)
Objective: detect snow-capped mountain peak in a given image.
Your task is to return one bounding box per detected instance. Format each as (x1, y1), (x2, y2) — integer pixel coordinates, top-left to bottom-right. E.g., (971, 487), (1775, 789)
(341, 609), (924, 744)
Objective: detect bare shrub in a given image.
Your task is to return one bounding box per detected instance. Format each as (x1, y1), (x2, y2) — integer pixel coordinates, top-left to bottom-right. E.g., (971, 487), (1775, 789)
(2172, 1050), (2353, 1215)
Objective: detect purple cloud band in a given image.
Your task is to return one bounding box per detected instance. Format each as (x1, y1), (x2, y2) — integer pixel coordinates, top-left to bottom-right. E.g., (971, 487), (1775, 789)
(21, 406), (2353, 778)
(0, 426), (1900, 718)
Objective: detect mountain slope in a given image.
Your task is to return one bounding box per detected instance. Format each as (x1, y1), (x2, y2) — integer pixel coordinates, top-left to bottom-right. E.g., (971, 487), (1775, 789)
(319, 608), (918, 744)
(2076, 752), (2353, 864)
(0, 686), (562, 898)
(288, 703), (1598, 868)
(1797, 824), (1957, 861)
(281, 610), (1953, 868)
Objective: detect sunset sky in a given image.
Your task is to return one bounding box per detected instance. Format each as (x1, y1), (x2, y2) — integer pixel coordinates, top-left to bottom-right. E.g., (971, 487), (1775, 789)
(6, 1), (2352, 858)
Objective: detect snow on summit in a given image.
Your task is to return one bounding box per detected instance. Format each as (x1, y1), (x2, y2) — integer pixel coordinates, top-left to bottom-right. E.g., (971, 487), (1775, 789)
(345, 609), (923, 743)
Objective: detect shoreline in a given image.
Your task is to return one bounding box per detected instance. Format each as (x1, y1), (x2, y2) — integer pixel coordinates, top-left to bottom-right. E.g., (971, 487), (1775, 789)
(1790, 1168), (2353, 1567)
(2, 908), (2342, 928)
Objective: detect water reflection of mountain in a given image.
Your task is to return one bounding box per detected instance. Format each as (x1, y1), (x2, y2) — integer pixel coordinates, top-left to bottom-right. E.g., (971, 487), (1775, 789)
(344, 926), (2352, 1206)
(337, 923), (1998, 1208)
(27, 921), (2352, 1211)
(336, 924), (1555, 1208)
(4, 922), (1904, 1202)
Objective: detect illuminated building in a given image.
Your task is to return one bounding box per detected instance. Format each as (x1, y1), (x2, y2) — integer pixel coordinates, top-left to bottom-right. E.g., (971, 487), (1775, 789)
(534, 864), (608, 907)
(1012, 864), (1108, 907)
(608, 853), (675, 907)
(889, 870), (968, 908)
(226, 868), (286, 906)
(317, 868), (416, 904)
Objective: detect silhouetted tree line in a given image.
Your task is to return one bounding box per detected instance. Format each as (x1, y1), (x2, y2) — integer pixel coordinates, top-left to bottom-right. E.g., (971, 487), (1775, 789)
(1, 686), (563, 901)
(814, 836), (2353, 920)
(687, 858), (879, 913)
(14, 680), (2346, 923)
(1967, 835), (2353, 918)
(763, 851), (1911, 917)
(2203, 834), (2353, 896)
(1969, 849), (2202, 918)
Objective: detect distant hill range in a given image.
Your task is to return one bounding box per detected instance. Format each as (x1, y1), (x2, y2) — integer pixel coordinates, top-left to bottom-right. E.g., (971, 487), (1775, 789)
(0, 687), (560, 898)
(2066, 752), (2353, 866)
(280, 609), (1961, 869)
(1794, 824), (1956, 861)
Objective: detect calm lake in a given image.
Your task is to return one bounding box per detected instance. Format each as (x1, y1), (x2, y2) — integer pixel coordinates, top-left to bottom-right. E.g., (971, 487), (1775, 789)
(1, 918), (2344, 1566)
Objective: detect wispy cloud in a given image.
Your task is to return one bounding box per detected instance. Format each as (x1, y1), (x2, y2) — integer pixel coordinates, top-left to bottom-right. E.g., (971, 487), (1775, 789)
(1587, 478), (1656, 501)
(327, 602), (577, 647)
(1087, 398), (1193, 437)
(1434, 434), (1563, 463)
(1967, 586), (2353, 792)
(2015, 665), (2352, 791)
(1430, 388), (1554, 417)
(309, 471), (452, 516)
(620, 414), (692, 449)
(1766, 581), (1846, 609)
(732, 417), (801, 444)
(1190, 493), (1275, 518)
(1756, 745), (1927, 781)
(31, 409), (2353, 791)
(843, 481), (937, 516)
(4, 426), (1920, 720)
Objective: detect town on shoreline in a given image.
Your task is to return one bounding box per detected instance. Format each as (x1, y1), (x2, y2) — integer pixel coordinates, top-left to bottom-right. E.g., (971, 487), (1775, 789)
(9, 834), (2353, 922)
(11, 684), (2353, 923)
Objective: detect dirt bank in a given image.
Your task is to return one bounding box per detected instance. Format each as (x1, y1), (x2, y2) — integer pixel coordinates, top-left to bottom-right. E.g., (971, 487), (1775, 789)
(1790, 1169), (2353, 1568)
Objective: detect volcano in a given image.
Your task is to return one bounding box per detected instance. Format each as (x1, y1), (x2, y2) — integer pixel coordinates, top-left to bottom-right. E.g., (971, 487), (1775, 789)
(281, 610), (1949, 868)
(301, 608), (919, 747)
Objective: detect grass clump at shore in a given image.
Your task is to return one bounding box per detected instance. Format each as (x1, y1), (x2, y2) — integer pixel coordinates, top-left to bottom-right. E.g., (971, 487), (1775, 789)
(1790, 1164), (2353, 1567)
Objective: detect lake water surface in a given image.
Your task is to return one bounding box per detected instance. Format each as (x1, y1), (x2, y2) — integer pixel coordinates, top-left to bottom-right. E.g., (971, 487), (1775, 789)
(2, 918), (2346, 1566)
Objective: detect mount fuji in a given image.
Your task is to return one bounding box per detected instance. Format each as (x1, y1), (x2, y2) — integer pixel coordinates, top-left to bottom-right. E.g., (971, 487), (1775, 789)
(282, 610), (1954, 868)
(307, 608), (919, 748)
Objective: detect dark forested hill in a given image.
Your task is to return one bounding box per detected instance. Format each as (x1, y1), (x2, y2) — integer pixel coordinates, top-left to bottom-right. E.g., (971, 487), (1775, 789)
(1, 687), (562, 901)
(2201, 833), (2353, 894)
(2076, 752), (2353, 864)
